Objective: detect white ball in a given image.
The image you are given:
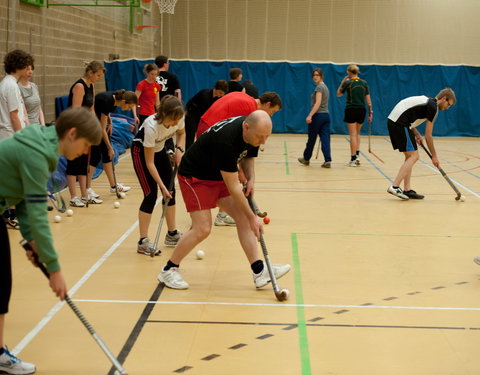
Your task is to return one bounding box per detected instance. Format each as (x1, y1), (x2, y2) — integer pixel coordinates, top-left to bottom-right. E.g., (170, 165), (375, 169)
(119, 192), (126, 199)
(196, 250), (205, 260)
(460, 195), (466, 202)
(54, 215), (61, 223)
(66, 209), (74, 217)
(114, 201), (120, 208)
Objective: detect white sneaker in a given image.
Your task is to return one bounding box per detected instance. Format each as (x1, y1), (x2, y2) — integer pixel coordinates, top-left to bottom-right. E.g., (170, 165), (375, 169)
(82, 196), (103, 204)
(87, 188), (100, 199)
(0, 347), (36, 374)
(158, 267), (189, 289)
(355, 156), (360, 165)
(253, 262), (291, 288)
(164, 231), (183, 247)
(137, 238), (161, 256)
(346, 160), (358, 167)
(474, 256), (480, 266)
(69, 196), (85, 207)
(387, 186), (409, 200)
(110, 183), (131, 194)
(214, 212), (236, 226)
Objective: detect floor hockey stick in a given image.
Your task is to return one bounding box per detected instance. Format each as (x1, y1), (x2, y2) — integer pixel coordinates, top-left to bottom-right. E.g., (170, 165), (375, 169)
(246, 194), (268, 218)
(247, 196), (289, 302)
(20, 240), (128, 375)
(151, 154), (178, 257)
(111, 160), (123, 199)
(48, 191), (67, 213)
(368, 121), (385, 163)
(419, 142), (465, 201)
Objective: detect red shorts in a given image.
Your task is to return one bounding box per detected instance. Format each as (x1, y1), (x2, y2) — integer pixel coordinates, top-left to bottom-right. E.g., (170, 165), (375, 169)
(178, 174), (231, 212)
(196, 119), (210, 139)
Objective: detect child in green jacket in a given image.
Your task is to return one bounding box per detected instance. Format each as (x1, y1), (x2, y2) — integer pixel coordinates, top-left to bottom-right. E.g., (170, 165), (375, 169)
(0, 106), (101, 374)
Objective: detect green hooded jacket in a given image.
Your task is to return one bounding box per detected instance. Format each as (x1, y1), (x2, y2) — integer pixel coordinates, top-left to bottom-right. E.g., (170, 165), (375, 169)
(0, 124), (60, 272)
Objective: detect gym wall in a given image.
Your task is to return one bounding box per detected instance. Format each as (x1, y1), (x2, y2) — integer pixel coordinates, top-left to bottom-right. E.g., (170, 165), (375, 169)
(159, 0), (479, 65)
(0, 1), (161, 121)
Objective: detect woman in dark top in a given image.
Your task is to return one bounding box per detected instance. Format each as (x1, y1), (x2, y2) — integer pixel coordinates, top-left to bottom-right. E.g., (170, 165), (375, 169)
(66, 61), (105, 207)
(86, 90), (137, 200)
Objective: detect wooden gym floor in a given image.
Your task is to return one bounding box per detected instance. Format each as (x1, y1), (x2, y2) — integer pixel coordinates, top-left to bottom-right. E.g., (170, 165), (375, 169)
(6, 134), (480, 374)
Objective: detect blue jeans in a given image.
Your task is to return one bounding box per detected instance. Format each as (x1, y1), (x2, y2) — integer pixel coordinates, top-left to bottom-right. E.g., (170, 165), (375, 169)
(303, 113), (331, 161)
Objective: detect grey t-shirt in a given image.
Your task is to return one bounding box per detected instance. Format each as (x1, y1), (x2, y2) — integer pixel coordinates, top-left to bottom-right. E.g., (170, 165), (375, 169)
(18, 82), (42, 125)
(311, 82), (329, 113)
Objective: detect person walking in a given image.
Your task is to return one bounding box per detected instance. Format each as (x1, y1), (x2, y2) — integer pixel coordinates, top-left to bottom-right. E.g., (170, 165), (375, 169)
(337, 64), (372, 167)
(298, 68), (332, 168)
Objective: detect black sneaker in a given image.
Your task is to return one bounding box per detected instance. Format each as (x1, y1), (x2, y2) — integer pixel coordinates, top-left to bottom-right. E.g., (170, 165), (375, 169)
(298, 157), (310, 166)
(404, 190), (424, 199)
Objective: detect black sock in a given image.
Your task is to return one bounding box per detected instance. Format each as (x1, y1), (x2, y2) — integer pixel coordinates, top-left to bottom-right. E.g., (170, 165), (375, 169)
(111, 185), (116, 189)
(0, 347), (4, 355)
(251, 260), (264, 274)
(392, 186), (399, 189)
(356, 150), (360, 156)
(351, 155), (356, 161)
(168, 230), (178, 236)
(164, 260), (179, 271)
(138, 237), (147, 245)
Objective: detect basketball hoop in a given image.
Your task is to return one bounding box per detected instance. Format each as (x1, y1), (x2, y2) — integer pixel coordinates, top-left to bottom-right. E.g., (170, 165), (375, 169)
(155, 0), (177, 14)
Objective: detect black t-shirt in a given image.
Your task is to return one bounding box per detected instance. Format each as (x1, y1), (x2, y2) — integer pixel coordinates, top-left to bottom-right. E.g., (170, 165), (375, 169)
(228, 81), (244, 93)
(186, 88), (218, 119)
(94, 91), (116, 120)
(179, 116), (259, 181)
(68, 78), (94, 108)
(157, 71), (180, 98)
(243, 80), (259, 99)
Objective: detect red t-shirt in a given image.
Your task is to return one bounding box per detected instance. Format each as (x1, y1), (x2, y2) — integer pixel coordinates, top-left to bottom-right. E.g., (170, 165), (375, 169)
(197, 92), (257, 136)
(136, 80), (161, 116)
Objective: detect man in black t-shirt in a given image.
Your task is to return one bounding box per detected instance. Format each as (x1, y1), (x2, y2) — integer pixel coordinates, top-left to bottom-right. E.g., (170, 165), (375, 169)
(155, 55), (181, 101)
(157, 111), (291, 290)
(184, 80), (228, 150)
(228, 67), (245, 93)
(155, 55), (181, 153)
(387, 88), (456, 200)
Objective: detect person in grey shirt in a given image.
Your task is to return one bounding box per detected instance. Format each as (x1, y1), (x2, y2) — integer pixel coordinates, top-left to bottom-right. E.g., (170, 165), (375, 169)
(298, 68), (332, 168)
(18, 64), (45, 126)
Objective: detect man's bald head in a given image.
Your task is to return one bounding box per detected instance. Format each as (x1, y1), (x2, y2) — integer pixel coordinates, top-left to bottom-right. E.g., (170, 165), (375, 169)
(243, 110), (272, 147)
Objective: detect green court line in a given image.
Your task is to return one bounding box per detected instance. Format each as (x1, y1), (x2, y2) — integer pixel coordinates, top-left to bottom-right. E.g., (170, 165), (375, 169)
(291, 233), (311, 375)
(293, 232), (480, 239)
(283, 140), (290, 175)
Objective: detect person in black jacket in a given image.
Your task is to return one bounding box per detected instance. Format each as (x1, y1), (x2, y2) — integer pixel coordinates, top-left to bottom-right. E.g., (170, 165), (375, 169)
(184, 80), (228, 150)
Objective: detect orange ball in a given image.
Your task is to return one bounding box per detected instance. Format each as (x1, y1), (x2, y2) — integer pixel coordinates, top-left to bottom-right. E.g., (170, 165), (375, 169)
(263, 217), (270, 224)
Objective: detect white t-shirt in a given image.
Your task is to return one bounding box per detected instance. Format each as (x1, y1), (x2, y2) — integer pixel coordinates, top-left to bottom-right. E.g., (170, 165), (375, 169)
(136, 114), (185, 152)
(0, 74), (26, 140)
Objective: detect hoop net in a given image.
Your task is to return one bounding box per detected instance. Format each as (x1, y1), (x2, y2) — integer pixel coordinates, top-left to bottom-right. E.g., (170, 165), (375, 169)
(155, 0), (177, 14)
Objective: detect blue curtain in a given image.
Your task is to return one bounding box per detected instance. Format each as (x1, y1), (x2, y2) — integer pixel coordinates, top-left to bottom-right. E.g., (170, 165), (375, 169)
(105, 60), (480, 137)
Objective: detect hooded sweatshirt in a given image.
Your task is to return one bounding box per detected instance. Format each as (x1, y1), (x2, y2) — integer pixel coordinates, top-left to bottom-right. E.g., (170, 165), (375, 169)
(0, 124), (60, 272)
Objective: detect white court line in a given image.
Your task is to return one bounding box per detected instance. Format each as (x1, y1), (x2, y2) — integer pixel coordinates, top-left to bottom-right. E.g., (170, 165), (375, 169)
(70, 298), (480, 312)
(12, 220), (139, 355)
(421, 163), (480, 199)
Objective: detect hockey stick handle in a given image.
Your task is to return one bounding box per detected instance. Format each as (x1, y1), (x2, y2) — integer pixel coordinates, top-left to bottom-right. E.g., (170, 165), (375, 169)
(246, 194), (267, 218)
(152, 165), (178, 254)
(258, 232), (280, 293)
(20, 240), (128, 375)
(419, 142), (461, 196)
(246, 196), (280, 292)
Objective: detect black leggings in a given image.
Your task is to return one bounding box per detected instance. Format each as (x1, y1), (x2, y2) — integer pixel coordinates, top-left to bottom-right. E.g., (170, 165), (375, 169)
(0, 218), (12, 314)
(132, 143), (176, 214)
